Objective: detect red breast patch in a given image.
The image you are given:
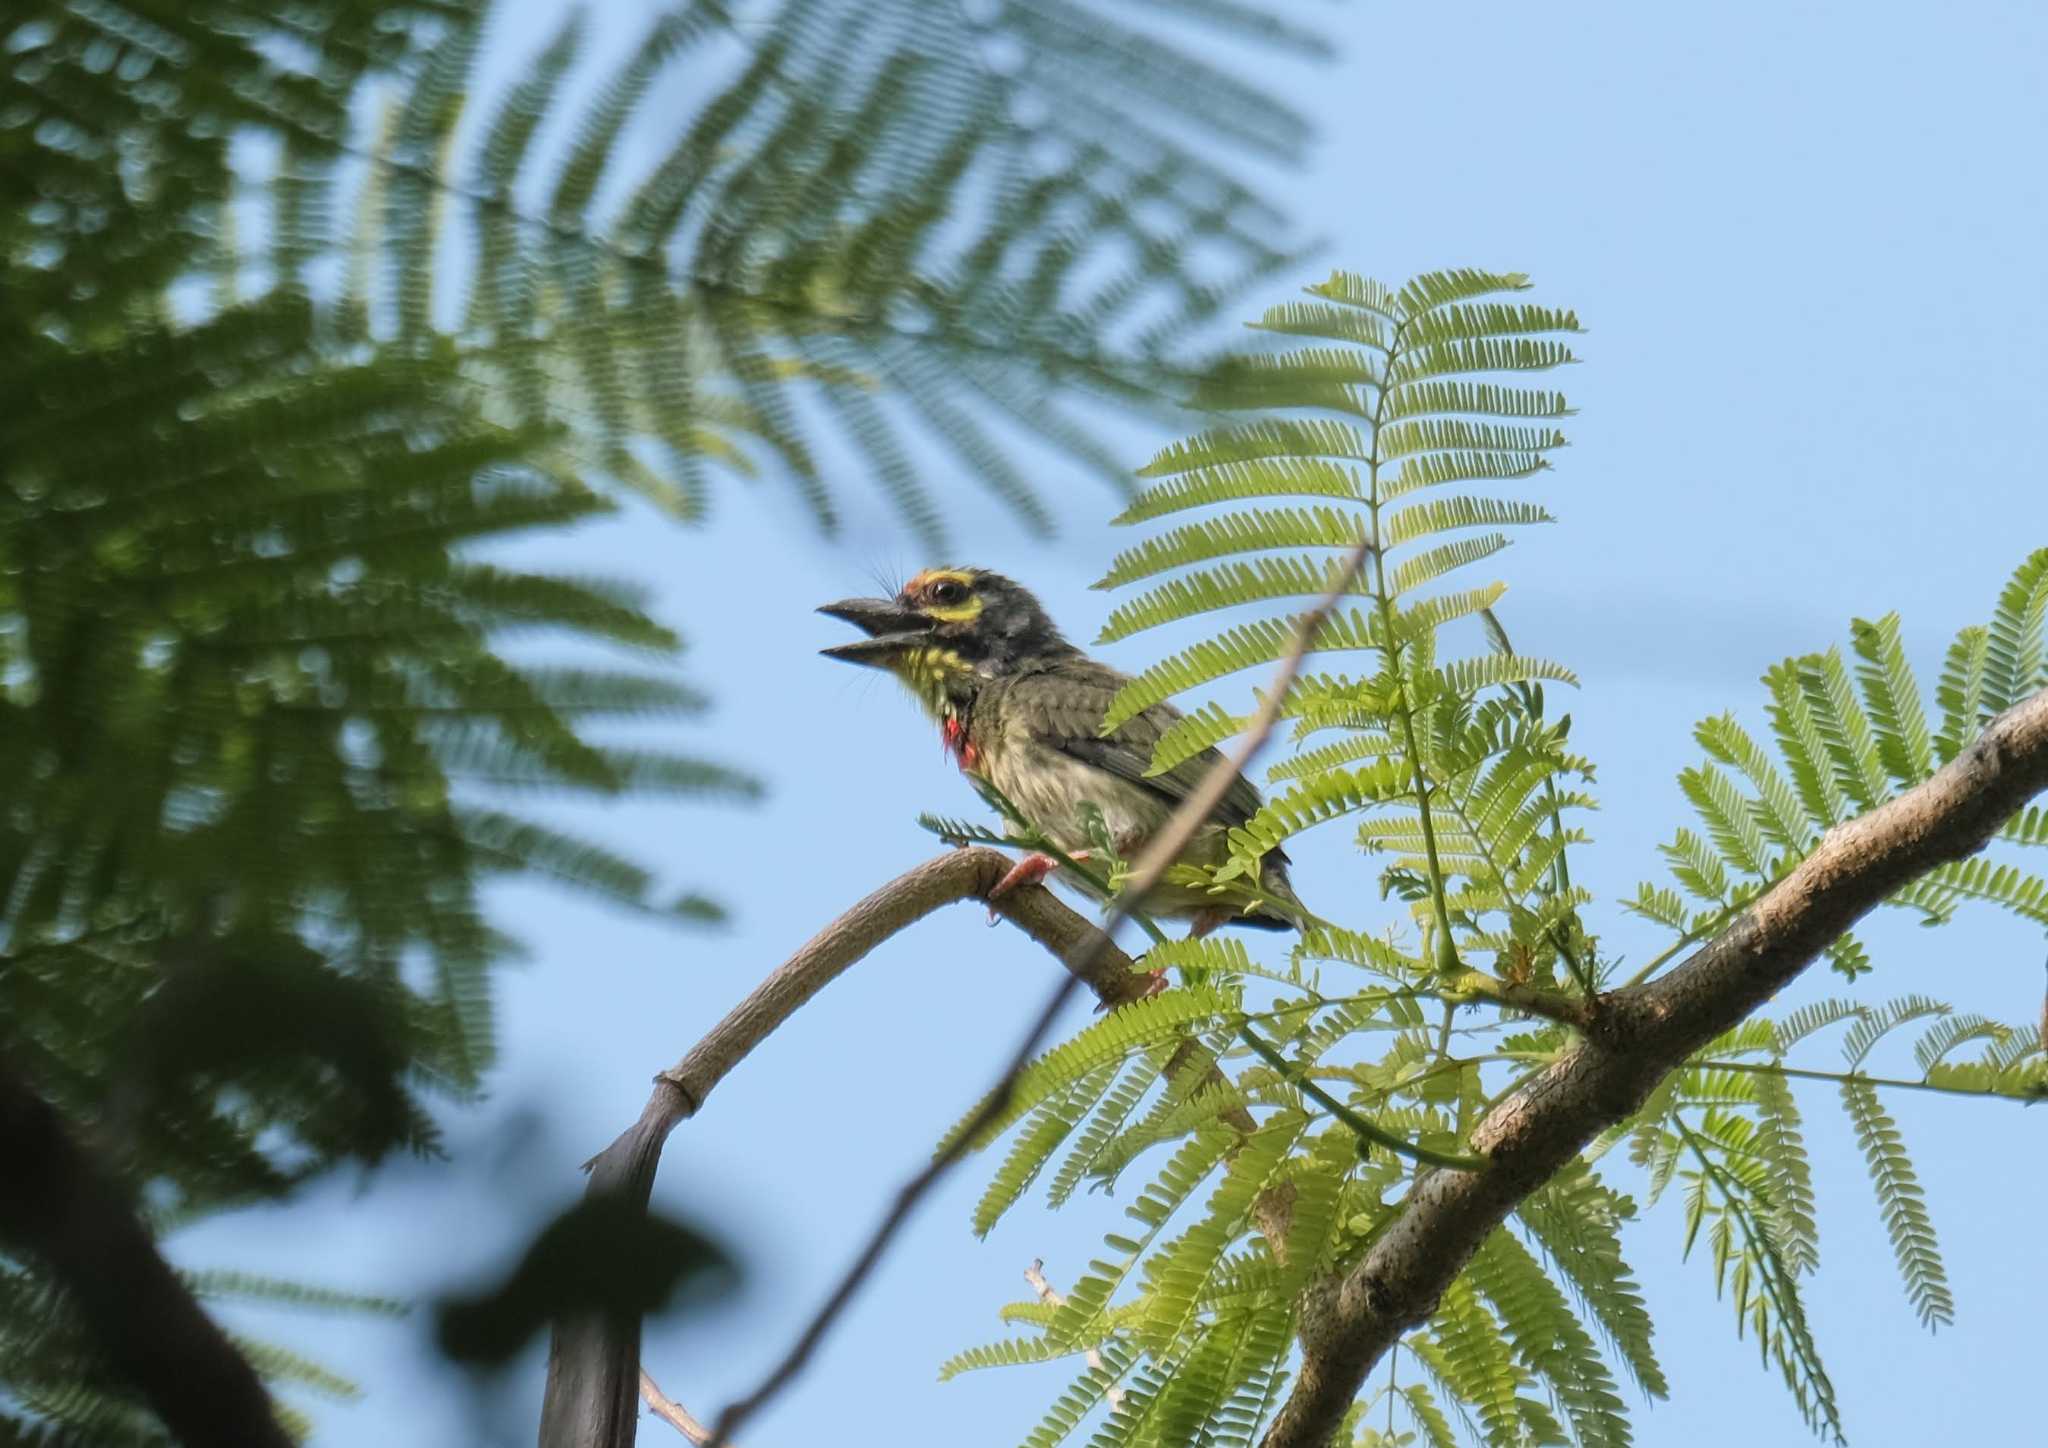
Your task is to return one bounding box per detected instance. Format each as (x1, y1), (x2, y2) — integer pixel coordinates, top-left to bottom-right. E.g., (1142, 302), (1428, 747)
(941, 716), (982, 774)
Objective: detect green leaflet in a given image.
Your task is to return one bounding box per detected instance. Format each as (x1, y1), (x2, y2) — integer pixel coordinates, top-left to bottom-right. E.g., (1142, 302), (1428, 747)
(1148, 702), (1255, 777)
(937, 986), (1244, 1156)
(1466, 1229), (1630, 1448)
(1098, 557), (1376, 644)
(1408, 1278), (1527, 1448)
(1100, 609), (1387, 730)
(1850, 613), (1935, 785)
(1381, 495), (1554, 550)
(1115, 457), (1369, 523)
(1229, 758), (1414, 855)
(1135, 1113), (1307, 1353)
(1096, 507), (1371, 591)
(1133, 418), (1374, 480)
(1983, 547), (2048, 712)
(972, 1060), (1125, 1237)
(1042, 1051), (1176, 1212)
(1749, 1067), (1819, 1277)
(1839, 1081), (1953, 1330)
(1517, 1169), (1666, 1400)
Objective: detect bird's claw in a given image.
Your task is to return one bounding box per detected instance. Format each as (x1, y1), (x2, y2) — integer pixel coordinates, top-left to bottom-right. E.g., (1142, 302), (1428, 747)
(983, 850), (1088, 924)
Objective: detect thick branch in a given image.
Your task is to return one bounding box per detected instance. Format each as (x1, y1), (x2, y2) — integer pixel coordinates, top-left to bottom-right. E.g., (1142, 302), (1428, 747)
(1263, 687), (2048, 1448)
(0, 1055), (292, 1448)
(538, 848), (1144, 1448)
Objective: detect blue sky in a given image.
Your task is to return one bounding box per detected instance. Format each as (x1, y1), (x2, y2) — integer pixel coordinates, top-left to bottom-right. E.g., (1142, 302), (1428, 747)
(182, 2), (2048, 1444)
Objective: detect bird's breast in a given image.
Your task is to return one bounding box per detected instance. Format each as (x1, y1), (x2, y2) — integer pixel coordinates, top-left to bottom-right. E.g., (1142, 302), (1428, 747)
(940, 713), (988, 775)
(986, 737), (1172, 856)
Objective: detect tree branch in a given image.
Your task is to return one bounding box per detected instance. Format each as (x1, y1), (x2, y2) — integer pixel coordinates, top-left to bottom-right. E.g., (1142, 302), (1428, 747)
(538, 848), (1148, 1448)
(1261, 686), (2048, 1448)
(0, 1055), (293, 1448)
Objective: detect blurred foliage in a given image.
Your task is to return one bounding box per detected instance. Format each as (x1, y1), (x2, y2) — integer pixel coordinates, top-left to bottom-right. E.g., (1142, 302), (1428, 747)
(0, 0), (1330, 1437)
(318, 0), (1323, 543)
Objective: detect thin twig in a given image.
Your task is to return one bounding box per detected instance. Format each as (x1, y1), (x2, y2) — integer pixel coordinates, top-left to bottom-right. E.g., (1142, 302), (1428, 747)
(1025, 1259), (1125, 1410)
(1237, 1025), (1485, 1171)
(1700, 1056), (2044, 1103)
(703, 533), (1378, 1448)
(639, 1369), (716, 1445)
(1439, 969), (1591, 1027)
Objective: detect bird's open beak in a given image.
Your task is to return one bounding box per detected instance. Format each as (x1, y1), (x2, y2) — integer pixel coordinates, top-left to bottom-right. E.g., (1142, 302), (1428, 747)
(817, 597), (931, 666)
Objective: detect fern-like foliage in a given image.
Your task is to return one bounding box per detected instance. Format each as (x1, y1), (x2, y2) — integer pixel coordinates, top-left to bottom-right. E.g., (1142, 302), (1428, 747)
(1603, 549), (2048, 1438)
(1627, 549), (2048, 980)
(942, 272), (1652, 1448)
(1097, 268), (1591, 986)
(192, 0), (1334, 547)
(0, 231), (748, 1444)
(945, 278), (2046, 1448)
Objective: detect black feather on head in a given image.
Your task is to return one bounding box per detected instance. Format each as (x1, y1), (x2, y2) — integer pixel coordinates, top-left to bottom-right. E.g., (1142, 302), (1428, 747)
(906, 568), (1075, 668)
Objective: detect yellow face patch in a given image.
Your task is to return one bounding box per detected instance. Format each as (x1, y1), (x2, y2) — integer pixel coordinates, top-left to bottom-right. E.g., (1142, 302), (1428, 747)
(890, 645), (972, 716)
(903, 568), (983, 624)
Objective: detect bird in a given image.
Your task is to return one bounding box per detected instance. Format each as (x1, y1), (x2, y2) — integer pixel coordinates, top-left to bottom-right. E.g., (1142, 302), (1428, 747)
(818, 567), (1307, 937)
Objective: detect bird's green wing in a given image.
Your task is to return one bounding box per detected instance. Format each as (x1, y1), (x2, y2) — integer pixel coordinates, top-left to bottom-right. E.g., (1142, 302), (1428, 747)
(1007, 660), (1269, 832)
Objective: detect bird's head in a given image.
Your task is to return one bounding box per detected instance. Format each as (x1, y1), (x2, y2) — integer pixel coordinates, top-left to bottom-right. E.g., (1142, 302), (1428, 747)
(817, 568), (1071, 686)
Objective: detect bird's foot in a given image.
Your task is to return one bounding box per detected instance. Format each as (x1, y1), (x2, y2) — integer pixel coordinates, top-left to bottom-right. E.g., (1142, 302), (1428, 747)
(985, 850), (1089, 924)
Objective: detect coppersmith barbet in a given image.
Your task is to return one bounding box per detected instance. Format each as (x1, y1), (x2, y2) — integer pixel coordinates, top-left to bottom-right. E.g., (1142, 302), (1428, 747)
(819, 567), (1307, 934)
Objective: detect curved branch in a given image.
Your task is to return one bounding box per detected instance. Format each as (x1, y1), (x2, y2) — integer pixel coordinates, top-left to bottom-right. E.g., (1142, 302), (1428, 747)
(538, 847), (1145, 1448)
(1262, 686), (2048, 1448)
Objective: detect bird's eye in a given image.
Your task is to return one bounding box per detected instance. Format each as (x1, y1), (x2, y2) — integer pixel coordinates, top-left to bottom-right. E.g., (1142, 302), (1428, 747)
(930, 579), (967, 606)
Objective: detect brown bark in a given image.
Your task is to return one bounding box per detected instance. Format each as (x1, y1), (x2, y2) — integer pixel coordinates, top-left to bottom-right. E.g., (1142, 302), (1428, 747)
(1260, 686), (2048, 1448)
